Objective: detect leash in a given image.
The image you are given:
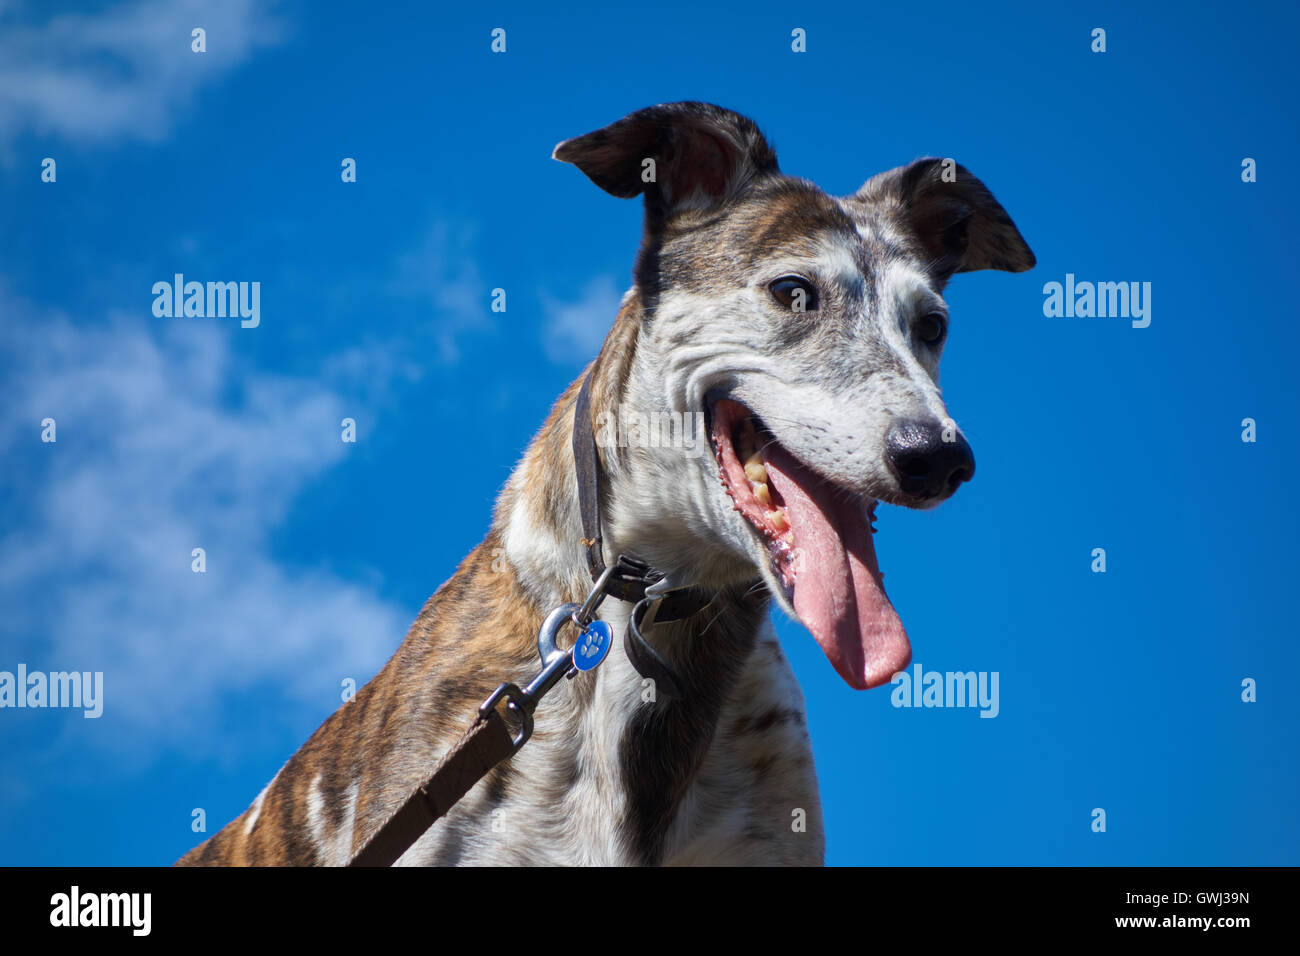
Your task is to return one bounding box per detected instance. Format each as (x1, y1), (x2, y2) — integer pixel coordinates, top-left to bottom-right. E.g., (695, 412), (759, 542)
(348, 370), (716, 866)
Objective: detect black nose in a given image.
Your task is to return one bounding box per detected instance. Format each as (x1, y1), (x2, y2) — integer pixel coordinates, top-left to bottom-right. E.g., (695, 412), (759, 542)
(885, 418), (976, 500)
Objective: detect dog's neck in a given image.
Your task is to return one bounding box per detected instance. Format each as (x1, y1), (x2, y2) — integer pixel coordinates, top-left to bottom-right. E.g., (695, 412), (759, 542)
(496, 287), (756, 610)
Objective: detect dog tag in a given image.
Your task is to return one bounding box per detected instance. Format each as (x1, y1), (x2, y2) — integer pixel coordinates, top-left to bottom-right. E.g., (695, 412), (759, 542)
(572, 620), (613, 671)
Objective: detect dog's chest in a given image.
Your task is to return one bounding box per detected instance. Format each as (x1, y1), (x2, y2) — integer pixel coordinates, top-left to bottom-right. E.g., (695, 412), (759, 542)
(396, 616), (825, 866)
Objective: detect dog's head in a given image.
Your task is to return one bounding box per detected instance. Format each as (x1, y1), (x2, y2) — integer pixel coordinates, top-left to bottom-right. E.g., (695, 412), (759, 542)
(556, 102), (1034, 690)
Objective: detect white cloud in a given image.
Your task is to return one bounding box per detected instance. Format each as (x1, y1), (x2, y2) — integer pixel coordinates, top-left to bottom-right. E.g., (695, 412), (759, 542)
(0, 0), (284, 144)
(541, 275), (625, 364)
(0, 297), (410, 753)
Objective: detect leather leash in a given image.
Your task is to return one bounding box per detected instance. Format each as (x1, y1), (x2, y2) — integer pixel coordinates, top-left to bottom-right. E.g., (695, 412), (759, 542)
(347, 708), (518, 867)
(348, 370), (717, 866)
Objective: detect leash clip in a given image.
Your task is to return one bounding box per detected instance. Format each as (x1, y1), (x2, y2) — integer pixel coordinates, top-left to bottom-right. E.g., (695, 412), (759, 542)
(478, 683), (534, 751)
(479, 591), (619, 752)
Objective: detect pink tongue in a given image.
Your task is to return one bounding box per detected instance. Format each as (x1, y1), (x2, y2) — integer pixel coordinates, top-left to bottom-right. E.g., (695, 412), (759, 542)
(763, 445), (912, 690)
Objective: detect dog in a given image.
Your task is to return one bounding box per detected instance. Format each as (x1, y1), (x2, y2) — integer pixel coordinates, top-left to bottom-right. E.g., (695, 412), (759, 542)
(177, 102), (1034, 866)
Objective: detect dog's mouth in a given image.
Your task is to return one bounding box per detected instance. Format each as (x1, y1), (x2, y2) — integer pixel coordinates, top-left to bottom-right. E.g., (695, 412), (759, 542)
(709, 398), (911, 690)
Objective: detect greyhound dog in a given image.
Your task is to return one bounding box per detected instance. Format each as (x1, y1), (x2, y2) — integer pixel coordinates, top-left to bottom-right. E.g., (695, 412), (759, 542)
(177, 102), (1033, 866)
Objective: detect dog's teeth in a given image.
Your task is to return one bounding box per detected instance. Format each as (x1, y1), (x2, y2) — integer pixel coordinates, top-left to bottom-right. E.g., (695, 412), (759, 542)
(782, 530), (795, 545)
(744, 460), (767, 483)
(754, 483), (772, 506)
(769, 508), (788, 531)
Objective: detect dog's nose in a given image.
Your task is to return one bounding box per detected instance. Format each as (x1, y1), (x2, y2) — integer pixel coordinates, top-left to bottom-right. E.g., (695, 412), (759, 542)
(885, 419), (976, 500)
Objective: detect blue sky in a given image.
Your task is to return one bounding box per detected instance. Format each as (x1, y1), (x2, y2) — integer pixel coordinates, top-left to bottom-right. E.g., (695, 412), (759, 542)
(1, 0), (1297, 866)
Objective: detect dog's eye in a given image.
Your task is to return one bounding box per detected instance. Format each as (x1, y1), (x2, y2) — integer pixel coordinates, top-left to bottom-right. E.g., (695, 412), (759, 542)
(917, 312), (947, 345)
(769, 275), (819, 313)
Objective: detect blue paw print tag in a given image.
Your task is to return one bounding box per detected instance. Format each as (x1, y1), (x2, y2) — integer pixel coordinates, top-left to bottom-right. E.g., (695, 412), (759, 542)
(572, 619), (613, 671)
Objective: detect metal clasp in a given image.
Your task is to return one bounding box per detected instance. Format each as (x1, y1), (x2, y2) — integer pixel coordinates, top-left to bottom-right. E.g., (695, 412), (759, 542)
(536, 602), (583, 667)
(478, 682), (534, 750)
(477, 566), (631, 753)
(477, 603), (584, 752)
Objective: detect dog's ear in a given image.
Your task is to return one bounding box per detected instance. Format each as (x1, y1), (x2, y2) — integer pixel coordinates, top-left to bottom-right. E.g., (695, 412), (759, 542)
(553, 102), (779, 225)
(855, 159), (1035, 282)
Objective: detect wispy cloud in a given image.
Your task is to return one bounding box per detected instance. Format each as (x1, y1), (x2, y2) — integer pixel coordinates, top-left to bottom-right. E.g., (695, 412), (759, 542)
(0, 294), (409, 754)
(388, 219), (489, 364)
(0, 0), (284, 144)
(540, 275), (624, 365)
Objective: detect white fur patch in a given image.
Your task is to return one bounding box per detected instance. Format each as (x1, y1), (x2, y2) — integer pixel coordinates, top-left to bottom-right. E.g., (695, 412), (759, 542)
(305, 773), (359, 866)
